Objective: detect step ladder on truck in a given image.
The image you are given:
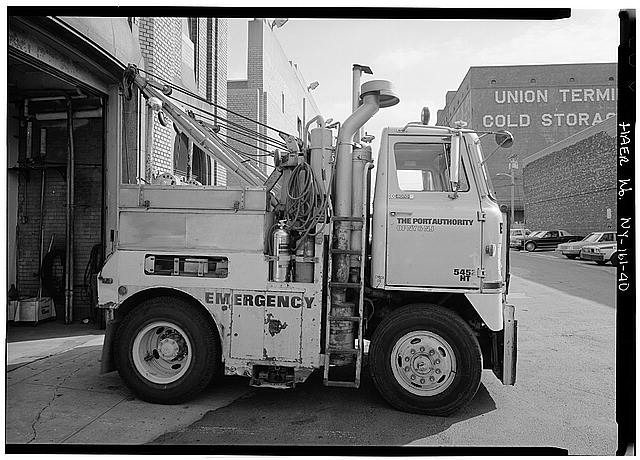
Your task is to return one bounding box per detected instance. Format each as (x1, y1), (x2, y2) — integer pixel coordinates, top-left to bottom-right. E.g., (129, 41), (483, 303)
(97, 64), (517, 416)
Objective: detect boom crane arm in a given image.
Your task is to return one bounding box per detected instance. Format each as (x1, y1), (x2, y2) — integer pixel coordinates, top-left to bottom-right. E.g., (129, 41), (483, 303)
(124, 65), (270, 187)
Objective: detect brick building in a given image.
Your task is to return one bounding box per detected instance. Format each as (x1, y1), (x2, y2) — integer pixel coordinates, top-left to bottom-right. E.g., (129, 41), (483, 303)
(521, 116), (617, 235)
(7, 15), (228, 321)
(436, 63), (617, 223)
(136, 17), (229, 185)
(227, 19), (321, 174)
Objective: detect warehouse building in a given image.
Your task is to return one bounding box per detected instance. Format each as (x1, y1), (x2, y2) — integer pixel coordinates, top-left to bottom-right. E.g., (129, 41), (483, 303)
(7, 16), (227, 322)
(227, 19), (321, 174)
(521, 116), (617, 236)
(436, 63), (617, 223)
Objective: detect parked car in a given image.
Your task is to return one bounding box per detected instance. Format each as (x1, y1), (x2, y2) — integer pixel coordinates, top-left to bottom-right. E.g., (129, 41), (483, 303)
(509, 228), (531, 248)
(580, 242), (618, 266)
(555, 231), (616, 259)
(521, 230), (583, 252)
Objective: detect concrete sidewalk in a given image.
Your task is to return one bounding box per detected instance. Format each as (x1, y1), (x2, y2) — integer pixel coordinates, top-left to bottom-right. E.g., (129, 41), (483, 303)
(5, 321), (252, 445)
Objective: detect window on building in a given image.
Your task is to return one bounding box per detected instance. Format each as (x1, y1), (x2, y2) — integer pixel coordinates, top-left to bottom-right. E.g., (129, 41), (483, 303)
(569, 77), (575, 82)
(191, 146), (210, 185)
(188, 18), (199, 86)
(281, 93), (285, 113)
(297, 117), (302, 138)
(173, 129), (190, 177)
(490, 79), (497, 85)
(394, 142), (469, 192)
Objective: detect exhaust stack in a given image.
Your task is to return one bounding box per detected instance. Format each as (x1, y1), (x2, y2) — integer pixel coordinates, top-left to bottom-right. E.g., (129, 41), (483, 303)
(330, 80), (399, 359)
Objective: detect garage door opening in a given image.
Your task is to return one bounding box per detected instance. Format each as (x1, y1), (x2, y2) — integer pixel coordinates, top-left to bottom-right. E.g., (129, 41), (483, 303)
(8, 55), (106, 325)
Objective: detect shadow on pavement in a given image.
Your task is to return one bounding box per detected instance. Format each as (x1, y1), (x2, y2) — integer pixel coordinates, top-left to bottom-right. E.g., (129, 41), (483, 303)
(151, 367), (496, 446)
(7, 316), (104, 344)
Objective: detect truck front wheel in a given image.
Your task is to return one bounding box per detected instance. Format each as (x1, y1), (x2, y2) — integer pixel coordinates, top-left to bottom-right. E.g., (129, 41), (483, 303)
(114, 296), (220, 404)
(368, 304), (482, 416)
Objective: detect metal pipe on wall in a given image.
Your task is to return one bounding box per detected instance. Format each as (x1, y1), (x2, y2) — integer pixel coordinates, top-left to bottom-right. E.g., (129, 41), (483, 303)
(65, 97), (75, 324)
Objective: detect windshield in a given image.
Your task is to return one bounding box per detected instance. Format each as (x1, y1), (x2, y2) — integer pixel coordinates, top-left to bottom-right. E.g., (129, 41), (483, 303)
(582, 233), (600, 242)
(528, 231), (543, 238)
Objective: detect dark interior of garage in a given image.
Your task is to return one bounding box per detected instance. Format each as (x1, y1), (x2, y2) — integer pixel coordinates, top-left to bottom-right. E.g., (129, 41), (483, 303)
(8, 55), (106, 325)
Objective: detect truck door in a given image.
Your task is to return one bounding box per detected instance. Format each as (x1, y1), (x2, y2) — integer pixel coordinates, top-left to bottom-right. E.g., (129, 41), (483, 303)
(385, 136), (482, 289)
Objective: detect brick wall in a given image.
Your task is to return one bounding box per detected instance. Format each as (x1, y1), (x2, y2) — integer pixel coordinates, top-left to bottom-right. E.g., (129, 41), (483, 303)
(523, 130), (617, 235)
(138, 17), (182, 177)
(138, 16), (228, 184)
(16, 117), (103, 320)
(213, 18), (228, 185)
(226, 86), (261, 175)
(227, 19), (321, 175)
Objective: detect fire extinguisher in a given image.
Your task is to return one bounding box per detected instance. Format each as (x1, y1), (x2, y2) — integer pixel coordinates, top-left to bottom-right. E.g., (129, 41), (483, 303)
(272, 220), (290, 282)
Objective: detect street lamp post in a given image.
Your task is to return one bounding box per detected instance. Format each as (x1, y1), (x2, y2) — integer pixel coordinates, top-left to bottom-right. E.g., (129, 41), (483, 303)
(496, 171), (516, 224)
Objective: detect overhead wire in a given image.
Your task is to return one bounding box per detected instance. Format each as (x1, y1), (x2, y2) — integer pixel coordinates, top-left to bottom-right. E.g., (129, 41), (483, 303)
(136, 67), (295, 138)
(163, 91), (288, 150)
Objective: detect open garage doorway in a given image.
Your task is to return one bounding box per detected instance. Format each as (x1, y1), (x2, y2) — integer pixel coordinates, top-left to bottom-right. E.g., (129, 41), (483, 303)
(7, 54), (106, 325)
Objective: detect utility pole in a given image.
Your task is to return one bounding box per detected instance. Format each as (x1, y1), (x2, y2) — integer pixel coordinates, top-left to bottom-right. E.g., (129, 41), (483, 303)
(497, 156), (517, 223)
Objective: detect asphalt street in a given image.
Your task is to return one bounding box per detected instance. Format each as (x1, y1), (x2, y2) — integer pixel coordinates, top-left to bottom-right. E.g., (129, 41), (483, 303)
(509, 248), (617, 307)
(152, 248), (617, 454)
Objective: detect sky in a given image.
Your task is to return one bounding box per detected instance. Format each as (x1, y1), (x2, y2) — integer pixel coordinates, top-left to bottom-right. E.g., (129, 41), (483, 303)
(226, 10), (620, 153)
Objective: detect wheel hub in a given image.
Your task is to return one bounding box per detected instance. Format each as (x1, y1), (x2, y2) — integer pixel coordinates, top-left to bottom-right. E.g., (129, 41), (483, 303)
(411, 355), (433, 375)
(158, 338), (180, 360)
(391, 331), (457, 396)
(132, 322), (193, 385)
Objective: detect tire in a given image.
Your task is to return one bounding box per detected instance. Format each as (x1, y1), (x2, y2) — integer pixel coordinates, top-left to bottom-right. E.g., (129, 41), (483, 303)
(525, 242), (536, 252)
(564, 254), (577, 260)
(610, 252), (619, 267)
(114, 296), (220, 404)
(368, 304), (482, 416)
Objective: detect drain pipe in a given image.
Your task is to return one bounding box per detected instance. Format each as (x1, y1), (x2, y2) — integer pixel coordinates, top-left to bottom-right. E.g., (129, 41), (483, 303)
(65, 97), (75, 324)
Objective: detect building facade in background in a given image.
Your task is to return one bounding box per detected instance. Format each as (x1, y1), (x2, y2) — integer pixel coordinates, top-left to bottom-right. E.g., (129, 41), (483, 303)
(436, 63), (617, 223)
(521, 116), (617, 235)
(227, 19), (321, 175)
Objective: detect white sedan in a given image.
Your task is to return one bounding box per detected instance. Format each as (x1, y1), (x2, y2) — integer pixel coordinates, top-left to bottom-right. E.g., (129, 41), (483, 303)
(579, 242), (618, 266)
(556, 231), (616, 259)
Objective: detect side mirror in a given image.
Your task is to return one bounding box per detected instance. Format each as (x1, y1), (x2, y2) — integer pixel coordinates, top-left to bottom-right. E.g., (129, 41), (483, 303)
(448, 133), (461, 200)
(495, 130), (514, 148)
(450, 133), (460, 185)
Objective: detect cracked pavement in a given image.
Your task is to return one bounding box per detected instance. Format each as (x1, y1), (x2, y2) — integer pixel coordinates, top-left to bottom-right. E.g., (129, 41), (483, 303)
(6, 339), (251, 444)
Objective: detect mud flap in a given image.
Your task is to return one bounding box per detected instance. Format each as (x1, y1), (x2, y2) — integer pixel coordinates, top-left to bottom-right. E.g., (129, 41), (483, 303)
(491, 304), (517, 385)
(100, 318), (119, 374)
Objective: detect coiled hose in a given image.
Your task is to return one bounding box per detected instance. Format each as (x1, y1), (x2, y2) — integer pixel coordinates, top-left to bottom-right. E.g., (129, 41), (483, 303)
(284, 161), (334, 249)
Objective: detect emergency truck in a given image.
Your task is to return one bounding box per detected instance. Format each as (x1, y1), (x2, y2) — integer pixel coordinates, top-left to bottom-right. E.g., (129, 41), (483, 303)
(97, 64), (517, 415)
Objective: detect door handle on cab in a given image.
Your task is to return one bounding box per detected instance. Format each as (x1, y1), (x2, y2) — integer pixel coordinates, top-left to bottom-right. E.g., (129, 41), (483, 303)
(390, 211), (413, 216)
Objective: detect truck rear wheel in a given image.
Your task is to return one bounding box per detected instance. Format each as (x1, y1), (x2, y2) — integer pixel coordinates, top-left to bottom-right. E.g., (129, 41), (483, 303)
(114, 296), (220, 404)
(368, 304), (482, 416)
